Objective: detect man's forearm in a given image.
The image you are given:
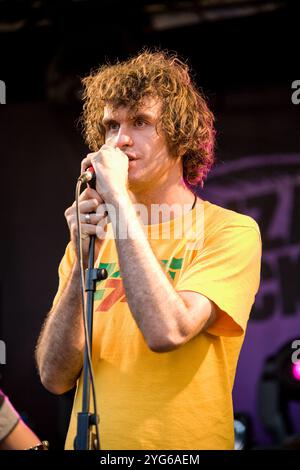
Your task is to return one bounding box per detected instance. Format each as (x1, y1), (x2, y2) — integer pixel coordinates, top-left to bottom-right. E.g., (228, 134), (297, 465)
(36, 262), (85, 394)
(108, 194), (189, 352)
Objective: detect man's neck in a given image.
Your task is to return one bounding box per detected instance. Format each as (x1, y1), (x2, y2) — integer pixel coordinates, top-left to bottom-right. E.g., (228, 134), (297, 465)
(129, 180), (199, 225)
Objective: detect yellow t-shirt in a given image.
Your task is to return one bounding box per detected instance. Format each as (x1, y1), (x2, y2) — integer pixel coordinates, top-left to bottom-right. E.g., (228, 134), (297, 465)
(55, 200), (261, 450)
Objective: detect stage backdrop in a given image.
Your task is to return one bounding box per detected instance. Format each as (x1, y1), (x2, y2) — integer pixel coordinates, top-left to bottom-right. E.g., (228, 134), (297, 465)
(201, 153), (300, 445)
(0, 87), (299, 447)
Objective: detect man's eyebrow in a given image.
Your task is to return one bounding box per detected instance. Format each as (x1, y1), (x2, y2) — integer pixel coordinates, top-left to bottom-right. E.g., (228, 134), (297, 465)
(133, 111), (156, 122)
(102, 117), (118, 127)
(102, 111), (156, 126)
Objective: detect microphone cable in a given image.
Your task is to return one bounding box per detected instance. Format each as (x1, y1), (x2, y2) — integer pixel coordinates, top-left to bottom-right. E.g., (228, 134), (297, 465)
(75, 179), (100, 450)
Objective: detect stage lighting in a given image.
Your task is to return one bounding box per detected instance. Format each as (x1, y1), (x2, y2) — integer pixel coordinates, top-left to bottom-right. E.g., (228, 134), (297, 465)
(234, 413), (252, 449)
(257, 338), (300, 447)
(292, 361), (300, 381)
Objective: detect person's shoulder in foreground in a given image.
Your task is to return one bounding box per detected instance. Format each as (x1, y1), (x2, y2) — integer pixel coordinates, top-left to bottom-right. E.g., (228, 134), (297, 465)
(0, 389), (42, 450)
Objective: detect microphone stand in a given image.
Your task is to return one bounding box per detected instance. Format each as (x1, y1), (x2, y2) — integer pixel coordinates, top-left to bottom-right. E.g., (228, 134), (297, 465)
(75, 234), (107, 450)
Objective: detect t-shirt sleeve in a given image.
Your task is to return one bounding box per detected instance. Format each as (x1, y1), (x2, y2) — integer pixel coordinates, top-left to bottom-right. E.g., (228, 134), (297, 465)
(176, 224), (262, 337)
(51, 242), (76, 309)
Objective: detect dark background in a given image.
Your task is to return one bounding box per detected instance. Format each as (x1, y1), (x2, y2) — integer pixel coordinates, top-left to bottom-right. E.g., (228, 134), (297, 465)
(0, 0), (299, 449)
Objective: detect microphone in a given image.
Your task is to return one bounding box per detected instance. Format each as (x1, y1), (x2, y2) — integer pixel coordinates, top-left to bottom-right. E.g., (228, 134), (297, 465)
(79, 165), (96, 189)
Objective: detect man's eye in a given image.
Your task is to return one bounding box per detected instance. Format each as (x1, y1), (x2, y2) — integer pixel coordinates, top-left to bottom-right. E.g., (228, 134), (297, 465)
(135, 119), (146, 128)
(106, 122), (119, 131)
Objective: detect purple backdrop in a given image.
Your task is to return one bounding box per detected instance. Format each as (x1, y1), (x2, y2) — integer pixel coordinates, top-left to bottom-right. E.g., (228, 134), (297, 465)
(201, 154), (300, 444)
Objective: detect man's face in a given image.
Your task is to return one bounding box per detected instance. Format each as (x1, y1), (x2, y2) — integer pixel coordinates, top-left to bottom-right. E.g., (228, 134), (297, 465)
(102, 97), (178, 194)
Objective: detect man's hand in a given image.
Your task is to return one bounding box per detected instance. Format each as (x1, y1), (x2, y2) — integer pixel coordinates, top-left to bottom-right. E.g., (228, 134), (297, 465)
(81, 146), (129, 203)
(64, 187), (108, 266)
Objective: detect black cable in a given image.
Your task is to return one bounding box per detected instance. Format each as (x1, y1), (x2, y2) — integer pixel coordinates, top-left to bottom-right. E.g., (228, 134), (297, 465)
(75, 179), (100, 450)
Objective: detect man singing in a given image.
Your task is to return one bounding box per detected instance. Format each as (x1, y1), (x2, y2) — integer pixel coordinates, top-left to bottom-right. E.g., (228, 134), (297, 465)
(36, 50), (261, 449)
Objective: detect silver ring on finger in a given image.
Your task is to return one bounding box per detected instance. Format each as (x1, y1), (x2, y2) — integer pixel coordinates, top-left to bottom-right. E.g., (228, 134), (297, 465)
(85, 213), (91, 224)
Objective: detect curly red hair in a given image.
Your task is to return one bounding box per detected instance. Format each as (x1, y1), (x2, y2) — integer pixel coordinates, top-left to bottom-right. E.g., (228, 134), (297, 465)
(81, 50), (215, 189)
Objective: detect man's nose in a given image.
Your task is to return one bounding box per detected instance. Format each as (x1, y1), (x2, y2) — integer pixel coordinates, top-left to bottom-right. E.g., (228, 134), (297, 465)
(115, 126), (133, 148)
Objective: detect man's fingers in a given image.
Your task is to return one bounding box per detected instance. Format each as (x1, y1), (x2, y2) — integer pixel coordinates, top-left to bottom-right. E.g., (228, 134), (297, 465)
(82, 187), (102, 202)
(81, 219), (108, 243)
(96, 219), (108, 240)
(71, 198), (100, 213)
(81, 224), (98, 236)
(81, 153), (98, 175)
(95, 203), (108, 218)
(74, 187), (103, 204)
(80, 212), (107, 225)
(66, 200), (107, 230)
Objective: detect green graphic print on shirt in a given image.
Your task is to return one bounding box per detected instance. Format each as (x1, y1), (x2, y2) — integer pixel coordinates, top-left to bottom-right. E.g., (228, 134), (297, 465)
(95, 258), (183, 313)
